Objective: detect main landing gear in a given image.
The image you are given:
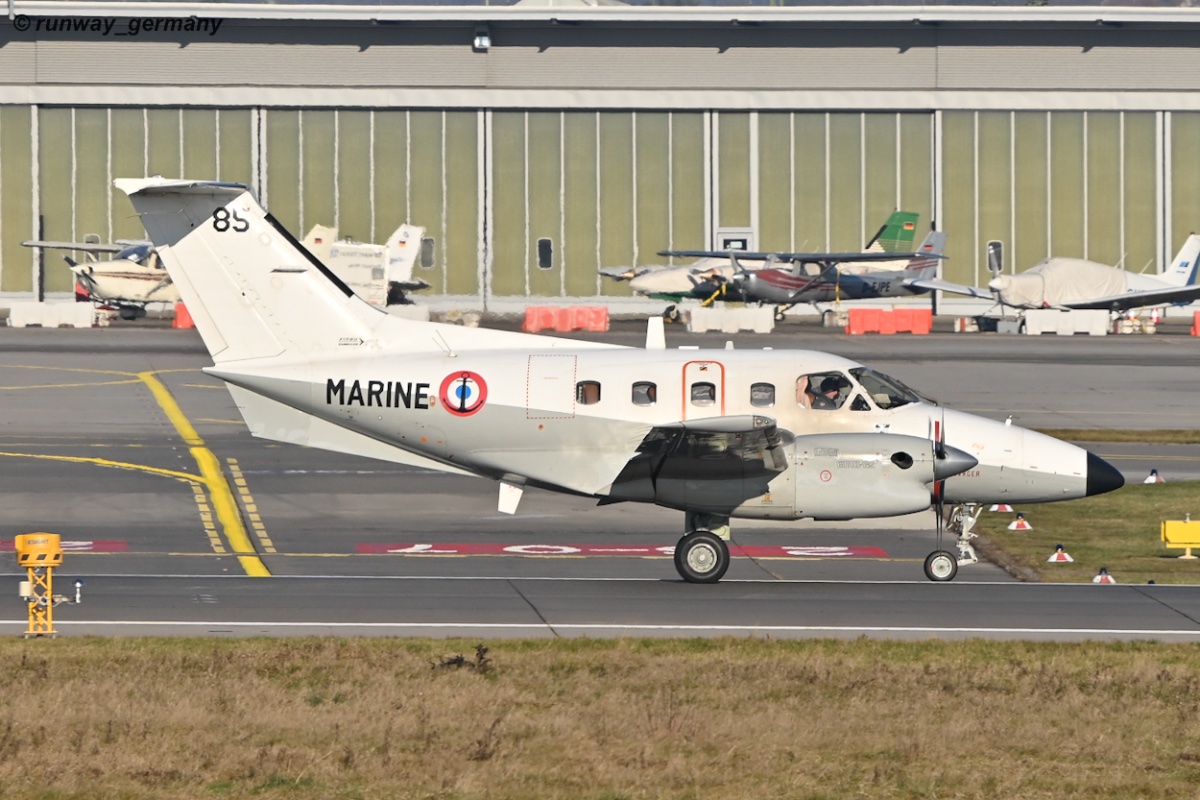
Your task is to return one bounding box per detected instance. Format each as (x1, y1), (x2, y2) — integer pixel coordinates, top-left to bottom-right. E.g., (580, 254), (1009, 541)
(673, 504), (986, 584)
(674, 512), (731, 583)
(923, 503), (983, 582)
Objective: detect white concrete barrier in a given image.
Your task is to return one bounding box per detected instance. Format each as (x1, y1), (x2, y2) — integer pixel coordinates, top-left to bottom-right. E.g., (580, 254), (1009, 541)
(686, 305), (774, 334)
(1022, 308), (1108, 336)
(7, 301), (97, 328)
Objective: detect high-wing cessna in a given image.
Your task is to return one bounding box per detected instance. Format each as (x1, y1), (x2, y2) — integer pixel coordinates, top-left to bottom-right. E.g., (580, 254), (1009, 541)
(914, 235), (1200, 314)
(118, 178), (1124, 584)
(21, 238), (180, 319)
(602, 210), (920, 305)
(665, 229), (946, 313)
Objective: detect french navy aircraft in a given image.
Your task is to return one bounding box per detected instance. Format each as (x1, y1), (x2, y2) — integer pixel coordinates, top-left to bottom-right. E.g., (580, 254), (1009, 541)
(118, 178), (1125, 583)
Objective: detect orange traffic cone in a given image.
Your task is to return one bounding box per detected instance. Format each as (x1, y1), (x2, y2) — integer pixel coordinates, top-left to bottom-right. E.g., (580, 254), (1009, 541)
(1093, 567), (1117, 585)
(173, 303), (195, 330)
(1046, 544), (1074, 563)
(1008, 513), (1033, 531)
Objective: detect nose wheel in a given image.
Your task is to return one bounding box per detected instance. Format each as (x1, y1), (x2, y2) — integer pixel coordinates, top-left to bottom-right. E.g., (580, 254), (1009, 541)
(923, 550), (958, 582)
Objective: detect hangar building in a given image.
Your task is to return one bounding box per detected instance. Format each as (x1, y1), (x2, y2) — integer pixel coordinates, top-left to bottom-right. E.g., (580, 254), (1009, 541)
(1, 2), (1199, 311)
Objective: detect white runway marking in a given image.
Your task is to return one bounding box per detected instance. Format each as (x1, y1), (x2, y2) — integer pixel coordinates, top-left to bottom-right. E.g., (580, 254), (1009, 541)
(2, 620), (1199, 638)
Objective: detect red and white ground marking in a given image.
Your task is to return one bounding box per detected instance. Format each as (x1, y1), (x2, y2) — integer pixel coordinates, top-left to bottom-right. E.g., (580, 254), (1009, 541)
(355, 542), (888, 558)
(0, 540), (129, 553)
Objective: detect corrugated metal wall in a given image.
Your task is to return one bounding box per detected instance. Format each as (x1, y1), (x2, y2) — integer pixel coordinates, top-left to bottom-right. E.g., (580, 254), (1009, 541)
(3, 14), (1200, 304)
(3, 105), (1199, 302)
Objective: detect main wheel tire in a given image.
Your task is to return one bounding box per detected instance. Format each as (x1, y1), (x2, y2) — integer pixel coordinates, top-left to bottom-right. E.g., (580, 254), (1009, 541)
(923, 550), (959, 582)
(674, 530), (730, 584)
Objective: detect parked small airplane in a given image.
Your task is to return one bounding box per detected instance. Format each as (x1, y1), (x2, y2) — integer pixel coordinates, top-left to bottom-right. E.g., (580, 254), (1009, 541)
(118, 178), (1124, 584)
(915, 235), (1200, 313)
(602, 210), (920, 305)
(21, 239), (179, 319)
(25, 222), (431, 319)
(667, 229), (946, 313)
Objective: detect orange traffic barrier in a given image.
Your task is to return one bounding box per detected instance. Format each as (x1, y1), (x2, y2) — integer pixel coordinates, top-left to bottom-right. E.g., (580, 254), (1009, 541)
(522, 306), (610, 333)
(172, 303), (195, 329)
(893, 308), (932, 334)
(846, 308), (881, 335)
(1191, 311), (1200, 337)
(521, 306), (556, 332)
(846, 308), (932, 335)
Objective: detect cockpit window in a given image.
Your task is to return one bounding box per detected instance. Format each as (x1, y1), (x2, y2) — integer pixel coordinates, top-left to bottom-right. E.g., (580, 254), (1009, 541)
(849, 368), (926, 410)
(117, 243), (154, 263)
(798, 372), (848, 410)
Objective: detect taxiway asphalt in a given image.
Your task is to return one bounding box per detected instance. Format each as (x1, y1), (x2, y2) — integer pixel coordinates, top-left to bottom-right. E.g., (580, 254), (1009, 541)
(0, 322), (1197, 639)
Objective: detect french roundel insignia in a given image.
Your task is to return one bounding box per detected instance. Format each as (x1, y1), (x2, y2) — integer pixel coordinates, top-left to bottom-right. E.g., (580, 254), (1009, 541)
(439, 371), (488, 417)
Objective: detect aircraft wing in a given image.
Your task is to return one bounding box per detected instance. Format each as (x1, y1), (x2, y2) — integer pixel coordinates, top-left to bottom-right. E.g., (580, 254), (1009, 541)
(906, 278), (995, 300)
(604, 415), (788, 502)
(599, 265), (648, 281)
(22, 239), (146, 254)
(659, 249), (942, 264)
(1062, 283), (1200, 311)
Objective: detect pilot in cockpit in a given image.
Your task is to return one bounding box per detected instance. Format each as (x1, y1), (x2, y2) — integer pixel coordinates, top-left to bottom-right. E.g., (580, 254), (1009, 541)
(810, 376), (843, 410)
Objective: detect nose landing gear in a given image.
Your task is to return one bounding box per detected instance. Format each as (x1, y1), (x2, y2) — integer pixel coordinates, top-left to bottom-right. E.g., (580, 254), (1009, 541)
(924, 503), (983, 582)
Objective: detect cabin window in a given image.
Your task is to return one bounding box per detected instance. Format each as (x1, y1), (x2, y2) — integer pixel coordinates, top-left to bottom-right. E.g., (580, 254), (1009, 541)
(632, 381), (657, 406)
(576, 380), (601, 405)
(690, 382), (716, 406)
(750, 382), (775, 407)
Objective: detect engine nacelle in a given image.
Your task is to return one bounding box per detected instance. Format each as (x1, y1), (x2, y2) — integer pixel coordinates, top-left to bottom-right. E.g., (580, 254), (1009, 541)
(791, 432), (947, 520)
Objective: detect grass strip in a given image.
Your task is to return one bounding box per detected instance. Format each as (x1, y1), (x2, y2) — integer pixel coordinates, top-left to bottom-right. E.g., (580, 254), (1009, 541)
(1033, 429), (1200, 444)
(2, 637), (1200, 799)
(975, 480), (1200, 584)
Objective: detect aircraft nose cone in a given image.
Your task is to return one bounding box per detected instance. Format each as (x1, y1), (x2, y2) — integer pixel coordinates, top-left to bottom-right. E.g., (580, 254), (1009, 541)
(987, 276), (1007, 291)
(1086, 451), (1125, 496)
(934, 444), (979, 482)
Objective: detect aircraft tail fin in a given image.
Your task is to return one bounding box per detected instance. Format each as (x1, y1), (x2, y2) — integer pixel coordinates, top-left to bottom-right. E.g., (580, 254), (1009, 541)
(117, 178), (388, 365)
(901, 230), (947, 281)
(385, 223), (427, 284)
(1162, 234), (1200, 287)
(864, 211), (920, 253)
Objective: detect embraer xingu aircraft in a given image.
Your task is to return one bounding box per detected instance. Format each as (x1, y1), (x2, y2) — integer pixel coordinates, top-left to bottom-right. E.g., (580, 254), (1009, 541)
(118, 178), (1125, 584)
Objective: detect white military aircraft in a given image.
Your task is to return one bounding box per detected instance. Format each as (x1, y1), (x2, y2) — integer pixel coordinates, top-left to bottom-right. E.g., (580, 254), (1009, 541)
(915, 235), (1200, 313)
(21, 239), (180, 319)
(117, 178), (1125, 583)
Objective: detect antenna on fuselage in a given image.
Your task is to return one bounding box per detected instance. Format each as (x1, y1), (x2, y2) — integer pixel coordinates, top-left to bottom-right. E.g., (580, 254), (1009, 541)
(433, 330), (456, 357)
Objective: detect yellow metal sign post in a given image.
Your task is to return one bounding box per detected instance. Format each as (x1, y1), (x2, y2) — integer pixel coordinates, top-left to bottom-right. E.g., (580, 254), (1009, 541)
(15, 533), (64, 638)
